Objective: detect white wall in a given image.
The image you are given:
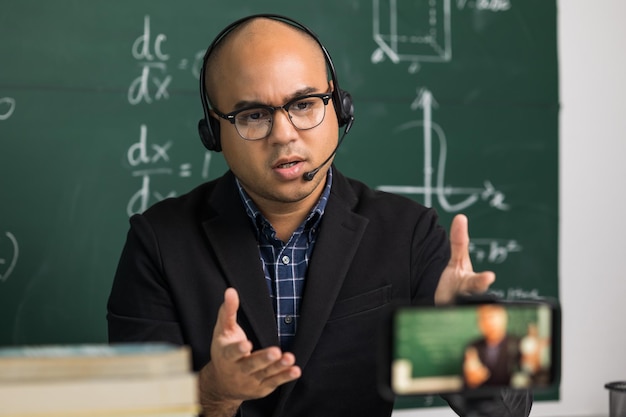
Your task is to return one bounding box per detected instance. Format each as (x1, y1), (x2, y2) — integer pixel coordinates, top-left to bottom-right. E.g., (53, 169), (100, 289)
(394, 1), (626, 416)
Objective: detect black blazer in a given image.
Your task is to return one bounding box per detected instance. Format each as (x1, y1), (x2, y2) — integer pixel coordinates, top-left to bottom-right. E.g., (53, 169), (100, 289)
(107, 168), (450, 417)
(466, 336), (522, 387)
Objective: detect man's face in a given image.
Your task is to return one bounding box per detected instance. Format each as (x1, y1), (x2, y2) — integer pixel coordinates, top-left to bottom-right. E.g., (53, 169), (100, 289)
(477, 305), (508, 345)
(209, 20), (339, 211)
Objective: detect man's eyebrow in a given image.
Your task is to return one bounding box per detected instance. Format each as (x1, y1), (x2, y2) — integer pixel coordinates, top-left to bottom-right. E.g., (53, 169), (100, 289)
(287, 87), (320, 100)
(230, 87), (322, 111)
(231, 99), (266, 111)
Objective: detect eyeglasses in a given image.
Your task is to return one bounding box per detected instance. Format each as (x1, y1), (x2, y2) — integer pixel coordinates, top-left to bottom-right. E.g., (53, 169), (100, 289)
(212, 93), (332, 141)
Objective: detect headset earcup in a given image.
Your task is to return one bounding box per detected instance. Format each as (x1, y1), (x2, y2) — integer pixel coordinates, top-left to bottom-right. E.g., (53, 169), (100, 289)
(336, 89), (354, 127)
(198, 117), (222, 152)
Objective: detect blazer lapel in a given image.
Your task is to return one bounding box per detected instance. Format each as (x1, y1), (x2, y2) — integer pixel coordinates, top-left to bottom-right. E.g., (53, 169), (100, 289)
(274, 170), (369, 411)
(201, 172), (279, 348)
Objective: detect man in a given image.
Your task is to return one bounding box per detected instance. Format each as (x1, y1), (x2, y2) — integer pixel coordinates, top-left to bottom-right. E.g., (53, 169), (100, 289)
(463, 305), (522, 388)
(108, 15), (529, 417)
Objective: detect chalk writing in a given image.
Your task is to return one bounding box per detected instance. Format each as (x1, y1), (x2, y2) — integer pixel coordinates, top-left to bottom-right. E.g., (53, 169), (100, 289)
(127, 16), (206, 105)
(126, 124), (212, 216)
(376, 89), (518, 265)
(377, 88), (509, 212)
(0, 232), (19, 283)
(506, 287), (541, 300)
(373, 0), (512, 73)
(125, 17), (213, 215)
(469, 238), (522, 264)
(372, 0), (452, 73)
(0, 97), (16, 121)
(190, 50), (207, 80)
(487, 287), (541, 301)
(372, 0), (519, 265)
(128, 15), (172, 105)
(457, 0), (512, 12)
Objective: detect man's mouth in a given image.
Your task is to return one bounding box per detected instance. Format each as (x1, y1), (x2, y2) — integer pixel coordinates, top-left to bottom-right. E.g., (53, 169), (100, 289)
(276, 161), (299, 169)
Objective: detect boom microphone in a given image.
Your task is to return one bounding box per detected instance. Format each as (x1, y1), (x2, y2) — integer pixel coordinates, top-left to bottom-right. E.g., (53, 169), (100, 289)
(302, 119), (353, 181)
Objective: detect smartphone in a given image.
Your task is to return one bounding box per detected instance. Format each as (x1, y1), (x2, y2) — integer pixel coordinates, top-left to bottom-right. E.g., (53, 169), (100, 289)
(379, 298), (561, 398)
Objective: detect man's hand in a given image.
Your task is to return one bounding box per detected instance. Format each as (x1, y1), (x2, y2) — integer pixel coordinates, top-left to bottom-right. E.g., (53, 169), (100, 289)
(198, 288), (301, 417)
(463, 346), (491, 388)
(435, 214), (496, 305)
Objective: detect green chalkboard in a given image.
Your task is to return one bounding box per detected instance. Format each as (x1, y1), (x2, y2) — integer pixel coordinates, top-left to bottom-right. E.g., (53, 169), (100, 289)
(0, 0), (558, 402)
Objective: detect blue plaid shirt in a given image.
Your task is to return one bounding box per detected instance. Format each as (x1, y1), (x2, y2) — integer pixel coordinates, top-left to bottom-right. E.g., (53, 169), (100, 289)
(236, 169), (332, 351)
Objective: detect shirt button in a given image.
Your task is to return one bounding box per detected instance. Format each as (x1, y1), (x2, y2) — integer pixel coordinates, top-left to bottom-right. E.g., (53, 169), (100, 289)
(281, 255), (290, 264)
(284, 315), (293, 324)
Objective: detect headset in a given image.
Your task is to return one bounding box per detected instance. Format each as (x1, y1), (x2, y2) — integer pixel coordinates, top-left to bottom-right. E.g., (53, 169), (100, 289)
(198, 14), (354, 153)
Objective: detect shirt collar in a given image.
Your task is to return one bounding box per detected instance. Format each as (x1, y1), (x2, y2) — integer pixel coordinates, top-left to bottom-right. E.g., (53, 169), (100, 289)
(236, 167), (333, 239)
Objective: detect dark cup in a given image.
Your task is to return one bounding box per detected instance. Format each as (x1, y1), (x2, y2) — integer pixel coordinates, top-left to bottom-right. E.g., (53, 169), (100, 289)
(606, 381), (626, 417)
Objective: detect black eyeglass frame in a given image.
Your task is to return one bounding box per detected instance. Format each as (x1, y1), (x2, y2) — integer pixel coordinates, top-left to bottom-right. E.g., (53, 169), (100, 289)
(211, 93), (332, 141)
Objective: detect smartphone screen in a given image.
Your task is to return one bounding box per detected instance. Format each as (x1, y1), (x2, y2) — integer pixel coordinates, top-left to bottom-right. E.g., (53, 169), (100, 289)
(387, 300), (560, 396)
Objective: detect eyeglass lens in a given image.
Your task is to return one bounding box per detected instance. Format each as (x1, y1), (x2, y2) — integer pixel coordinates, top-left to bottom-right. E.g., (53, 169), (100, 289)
(234, 95), (328, 140)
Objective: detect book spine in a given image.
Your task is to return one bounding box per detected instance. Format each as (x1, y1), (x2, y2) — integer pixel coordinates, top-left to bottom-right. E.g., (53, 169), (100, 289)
(0, 373), (199, 416)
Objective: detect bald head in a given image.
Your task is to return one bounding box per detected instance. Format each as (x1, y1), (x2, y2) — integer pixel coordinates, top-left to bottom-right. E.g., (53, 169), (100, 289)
(203, 17), (328, 110)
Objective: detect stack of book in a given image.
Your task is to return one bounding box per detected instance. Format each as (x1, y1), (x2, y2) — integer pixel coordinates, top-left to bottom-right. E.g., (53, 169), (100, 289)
(0, 343), (199, 417)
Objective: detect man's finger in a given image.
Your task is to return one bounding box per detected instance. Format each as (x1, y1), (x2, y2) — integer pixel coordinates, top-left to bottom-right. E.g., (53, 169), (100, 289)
(216, 288), (240, 334)
(463, 272), (496, 294)
(237, 347), (283, 374)
(222, 339), (254, 362)
(247, 351), (296, 379)
(249, 352), (302, 393)
(449, 214), (470, 266)
(258, 365), (302, 392)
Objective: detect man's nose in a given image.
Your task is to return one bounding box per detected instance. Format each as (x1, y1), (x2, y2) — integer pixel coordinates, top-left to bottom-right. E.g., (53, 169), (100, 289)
(268, 108), (298, 144)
